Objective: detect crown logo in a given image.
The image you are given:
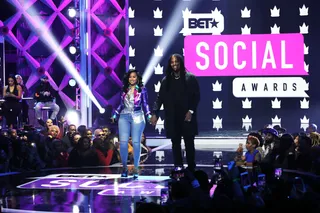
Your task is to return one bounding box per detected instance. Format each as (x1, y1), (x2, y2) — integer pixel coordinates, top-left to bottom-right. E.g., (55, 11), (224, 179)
(154, 45), (163, 57)
(128, 7), (135, 18)
(156, 117), (165, 134)
(300, 115), (309, 124)
(157, 116), (164, 125)
(211, 7), (222, 17)
(271, 115), (281, 125)
(129, 63), (135, 69)
(182, 7), (192, 19)
(154, 63), (163, 75)
(242, 115), (252, 131)
(212, 80), (222, 91)
(241, 24), (251, 35)
(299, 4), (309, 16)
(129, 45), (135, 57)
(304, 43), (309, 55)
(242, 115), (252, 123)
(213, 115), (223, 131)
(242, 98), (252, 109)
(241, 7), (251, 18)
(212, 98), (222, 109)
(154, 81), (161, 92)
(300, 98), (309, 109)
(270, 6), (280, 17)
(270, 24), (280, 34)
(299, 23), (309, 34)
(155, 168), (165, 176)
(129, 25), (135, 36)
(153, 7), (163, 19)
(271, 98), (281, 109)
(153, 25), (163, 36)
(304, 61), (309, 72)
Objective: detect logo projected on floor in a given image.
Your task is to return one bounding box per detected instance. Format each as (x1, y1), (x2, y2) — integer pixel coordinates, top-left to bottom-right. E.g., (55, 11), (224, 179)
(17, 174), (169, 197)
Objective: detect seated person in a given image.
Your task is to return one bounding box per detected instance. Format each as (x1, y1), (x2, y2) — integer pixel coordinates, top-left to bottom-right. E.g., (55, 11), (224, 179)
(34, 75), (60, 126)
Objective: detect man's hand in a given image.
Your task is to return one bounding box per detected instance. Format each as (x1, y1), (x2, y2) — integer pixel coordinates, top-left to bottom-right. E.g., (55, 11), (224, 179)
(150, 115), (158, 126)
(184, 111), (192, 122)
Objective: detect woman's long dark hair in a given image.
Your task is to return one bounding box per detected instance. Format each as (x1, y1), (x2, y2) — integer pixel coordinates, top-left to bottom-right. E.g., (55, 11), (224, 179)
(7, 74), (17, 85)
(122, 69), (144, 93)
(165, 54), (186, 91)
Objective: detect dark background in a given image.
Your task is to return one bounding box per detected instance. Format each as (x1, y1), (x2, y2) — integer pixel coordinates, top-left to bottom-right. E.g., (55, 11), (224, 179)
(129, 0), (320, 136)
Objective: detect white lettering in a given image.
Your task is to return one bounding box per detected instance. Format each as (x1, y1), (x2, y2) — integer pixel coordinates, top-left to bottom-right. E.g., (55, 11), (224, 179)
(281, 40), (293, 68)
(79, 180), (107, 188)
(41, 180), (77, 188)
(262, 41), (276, 69)
(233, 41), (246, 69)
(118, 182), (144, 189)
(215, 42), (228, 70)
(252, 41), (257, 69)
(196, 42), (209, 70)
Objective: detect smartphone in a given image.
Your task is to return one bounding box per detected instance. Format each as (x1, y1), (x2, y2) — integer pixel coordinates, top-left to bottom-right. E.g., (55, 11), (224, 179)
(274, 168), (282, 179)
(160, 188), (169, 205)
(240, 172), (251, 190)
(213, 151), (223, 170)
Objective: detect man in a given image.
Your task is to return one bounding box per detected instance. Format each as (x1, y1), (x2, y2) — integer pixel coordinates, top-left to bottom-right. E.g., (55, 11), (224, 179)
(62, 124), (77, 149)
(34, 75), (60, 126)
(151, 54), (200, 172)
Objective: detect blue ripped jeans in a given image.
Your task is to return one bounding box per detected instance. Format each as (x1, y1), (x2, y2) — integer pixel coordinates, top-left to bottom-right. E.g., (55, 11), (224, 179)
(118, 111), (146, 168)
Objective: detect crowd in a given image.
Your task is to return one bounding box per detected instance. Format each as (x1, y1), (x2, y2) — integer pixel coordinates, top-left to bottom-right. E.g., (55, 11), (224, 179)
(1, 118), (320, 212)
(135, 124), (320, 213)
(0, 117), (151, 172)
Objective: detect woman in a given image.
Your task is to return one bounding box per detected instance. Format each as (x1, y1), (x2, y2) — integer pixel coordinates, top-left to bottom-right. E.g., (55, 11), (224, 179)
(15, 74), (29, 124)
(242, 135), (261, 166)
(111, 69), (151, 178)
(2, 75), (22, 129)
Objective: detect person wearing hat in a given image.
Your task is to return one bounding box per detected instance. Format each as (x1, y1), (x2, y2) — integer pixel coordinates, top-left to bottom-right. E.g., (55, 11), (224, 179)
(261, 127), (279, 159)
(34, 75), (60, 127)
(306, 123), (317, 136)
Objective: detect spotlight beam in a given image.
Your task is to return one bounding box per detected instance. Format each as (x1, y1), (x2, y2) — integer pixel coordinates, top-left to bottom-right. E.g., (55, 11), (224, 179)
(142, 1), (197, 84)
(23, 4), (104, 115)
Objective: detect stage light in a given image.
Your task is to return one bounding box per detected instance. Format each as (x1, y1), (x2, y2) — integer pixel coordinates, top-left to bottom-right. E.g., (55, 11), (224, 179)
(69, 78), (76, 87)
(142, 1), (197, 84)
(65, 110), (80, 127)
(68, 8), (77, 18)
(99, 108), (105, 114)
(22, 1), (106, 124)
(69, 45), (77, 55)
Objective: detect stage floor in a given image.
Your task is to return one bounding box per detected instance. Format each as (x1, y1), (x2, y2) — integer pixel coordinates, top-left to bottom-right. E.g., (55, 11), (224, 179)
(0, 165), (216, 213)
(0, 148), (234, 212)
